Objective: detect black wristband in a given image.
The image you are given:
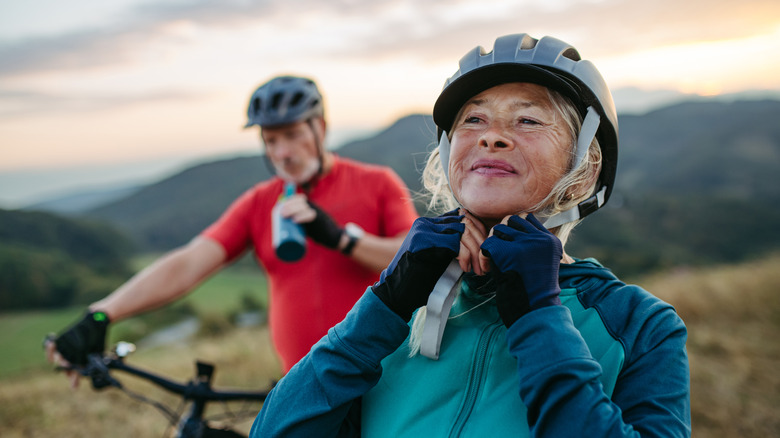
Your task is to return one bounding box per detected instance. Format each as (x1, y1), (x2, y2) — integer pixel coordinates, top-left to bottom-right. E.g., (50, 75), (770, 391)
(341, 233), (359, 255)
(302, 201), (343, 249)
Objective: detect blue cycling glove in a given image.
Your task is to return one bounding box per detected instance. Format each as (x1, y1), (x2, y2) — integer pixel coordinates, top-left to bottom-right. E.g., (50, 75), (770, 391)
(480, 214), (562, 328)
(371, 210), (464, 321)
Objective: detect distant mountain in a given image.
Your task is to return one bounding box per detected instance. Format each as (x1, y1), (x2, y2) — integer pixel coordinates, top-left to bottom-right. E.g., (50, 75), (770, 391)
(614, 99), (780, 199)
(85, 154), (273, 250)
(26, 185), (143, 214)
(78, 99), (780, 276)
(569, 99), (780, 275)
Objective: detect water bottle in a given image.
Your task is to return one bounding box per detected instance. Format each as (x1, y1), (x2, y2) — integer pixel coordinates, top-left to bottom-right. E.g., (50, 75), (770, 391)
(272, 182), (306, 262)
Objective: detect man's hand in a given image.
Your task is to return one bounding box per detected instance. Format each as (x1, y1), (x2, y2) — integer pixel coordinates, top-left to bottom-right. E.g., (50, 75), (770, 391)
(279, 195), (343, 249)
(44, 311), (110, 388)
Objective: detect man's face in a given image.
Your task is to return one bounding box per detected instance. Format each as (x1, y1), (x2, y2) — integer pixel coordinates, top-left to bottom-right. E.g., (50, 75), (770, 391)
(261, 120), (322, 183)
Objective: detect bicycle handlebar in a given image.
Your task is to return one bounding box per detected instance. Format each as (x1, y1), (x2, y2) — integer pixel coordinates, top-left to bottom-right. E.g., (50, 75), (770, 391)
(78, 351), (269, 403)
(49, 338), (269, 437)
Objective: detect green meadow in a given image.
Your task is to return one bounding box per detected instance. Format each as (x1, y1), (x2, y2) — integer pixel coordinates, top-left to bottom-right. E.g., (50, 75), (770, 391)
(0, 260), (268, 380)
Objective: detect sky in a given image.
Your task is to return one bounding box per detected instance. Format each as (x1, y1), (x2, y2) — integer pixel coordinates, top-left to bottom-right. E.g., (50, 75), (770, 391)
(1, 0), (779, 207)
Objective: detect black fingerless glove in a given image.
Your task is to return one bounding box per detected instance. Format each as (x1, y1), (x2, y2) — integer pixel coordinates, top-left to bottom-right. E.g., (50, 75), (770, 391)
(301, 200), (343, 249)
(55, 311), (110, 366)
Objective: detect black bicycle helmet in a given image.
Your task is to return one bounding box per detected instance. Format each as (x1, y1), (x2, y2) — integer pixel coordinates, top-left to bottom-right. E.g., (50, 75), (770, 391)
(433, 33), (619, 227)
(245, 75), (324, 128)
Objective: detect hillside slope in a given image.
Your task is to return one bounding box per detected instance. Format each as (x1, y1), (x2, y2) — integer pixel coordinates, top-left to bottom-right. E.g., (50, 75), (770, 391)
(81, 99), (780, 275)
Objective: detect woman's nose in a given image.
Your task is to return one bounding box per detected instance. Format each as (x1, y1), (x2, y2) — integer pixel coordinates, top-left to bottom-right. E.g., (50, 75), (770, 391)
(478, 124), (513, 150)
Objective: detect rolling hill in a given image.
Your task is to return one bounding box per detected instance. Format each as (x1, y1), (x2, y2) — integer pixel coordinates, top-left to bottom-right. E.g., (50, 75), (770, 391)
(78, 98), (780, 276)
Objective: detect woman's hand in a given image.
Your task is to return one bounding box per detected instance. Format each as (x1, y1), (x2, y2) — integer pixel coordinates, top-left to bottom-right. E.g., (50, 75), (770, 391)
(458, 209), (490, 275)
(480, 214), (563, 327)
(371, 210), (464, 321)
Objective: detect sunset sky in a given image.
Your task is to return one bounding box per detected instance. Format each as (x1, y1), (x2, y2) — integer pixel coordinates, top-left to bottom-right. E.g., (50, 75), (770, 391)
(1, 0), (779, 206)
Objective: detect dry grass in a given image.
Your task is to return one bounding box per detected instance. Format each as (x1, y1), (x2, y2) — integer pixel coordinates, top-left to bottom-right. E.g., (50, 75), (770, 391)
(0, 326), (282, 438)
(638, 253), (780, 437)
(2, 255), (778, 437)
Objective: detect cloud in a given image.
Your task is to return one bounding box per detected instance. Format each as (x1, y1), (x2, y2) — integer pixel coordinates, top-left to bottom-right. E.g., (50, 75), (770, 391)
(1, 0), (778, 110)
(2, 0), (777, 79)
(332, 0), (780, 63)
(0, 28), (157, 77)
(0, 87), (208, 119)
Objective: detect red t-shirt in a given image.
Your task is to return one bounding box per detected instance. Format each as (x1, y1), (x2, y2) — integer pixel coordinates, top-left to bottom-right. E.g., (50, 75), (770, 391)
(202, 156), (417, 372)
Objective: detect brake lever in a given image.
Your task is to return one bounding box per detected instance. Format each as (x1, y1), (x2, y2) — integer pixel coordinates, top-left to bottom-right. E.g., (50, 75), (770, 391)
(85, 353), (122, 390)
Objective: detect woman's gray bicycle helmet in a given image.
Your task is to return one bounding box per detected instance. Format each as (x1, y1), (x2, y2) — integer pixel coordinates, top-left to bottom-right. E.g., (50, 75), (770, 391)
(245, 76), (324, 128)
(433, 33), (619, 227)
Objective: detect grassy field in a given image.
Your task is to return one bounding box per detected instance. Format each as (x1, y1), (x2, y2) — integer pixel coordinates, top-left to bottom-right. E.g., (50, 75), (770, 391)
(1, 254), (778, 436)
(640, 253), (780, 437)
(0, 261), (268, 380)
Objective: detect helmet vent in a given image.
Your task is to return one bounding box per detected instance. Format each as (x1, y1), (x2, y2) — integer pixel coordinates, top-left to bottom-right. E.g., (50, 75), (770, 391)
(244, 75), (324, 128)
(290, 92), (304, 108)
(271, 92), (283, 110)
(561, 47), (581, 62)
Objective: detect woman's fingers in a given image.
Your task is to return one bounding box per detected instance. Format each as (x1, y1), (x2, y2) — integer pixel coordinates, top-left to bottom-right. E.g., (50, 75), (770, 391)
(478, 214), (514, 273)
(459, 210), (488, 275)
(478, 226), (494, 274)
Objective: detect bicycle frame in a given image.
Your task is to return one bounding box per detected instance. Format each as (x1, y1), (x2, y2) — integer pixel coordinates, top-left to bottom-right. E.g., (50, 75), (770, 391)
(76, 343), (269, 438)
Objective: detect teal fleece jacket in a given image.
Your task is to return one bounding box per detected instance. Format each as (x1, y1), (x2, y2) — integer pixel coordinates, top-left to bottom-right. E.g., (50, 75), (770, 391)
(250, 259), (690, 437)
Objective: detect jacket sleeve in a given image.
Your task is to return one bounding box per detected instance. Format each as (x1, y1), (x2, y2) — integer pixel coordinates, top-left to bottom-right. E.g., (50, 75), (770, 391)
(250, 289), (410, 438)
(507, 304), (690, 437)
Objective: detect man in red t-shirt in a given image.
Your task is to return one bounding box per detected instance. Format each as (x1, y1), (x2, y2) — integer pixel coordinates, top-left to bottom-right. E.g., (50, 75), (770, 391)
(47, 75), (418, 382)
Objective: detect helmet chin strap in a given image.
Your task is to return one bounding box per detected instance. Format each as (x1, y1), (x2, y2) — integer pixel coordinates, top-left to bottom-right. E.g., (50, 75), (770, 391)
(538, 106), (603, 228)
(420, 260), (463, 360)
(421, 107), (603, 360)
(299, 118), (326, 192)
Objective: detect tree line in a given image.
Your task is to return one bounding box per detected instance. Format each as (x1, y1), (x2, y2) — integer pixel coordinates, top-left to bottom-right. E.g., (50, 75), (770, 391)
(0, 209), (135, 310)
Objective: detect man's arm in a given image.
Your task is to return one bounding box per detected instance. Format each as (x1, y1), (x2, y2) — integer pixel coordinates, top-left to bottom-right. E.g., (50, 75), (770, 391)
(337, 232), (406, 273)
(280, 194), (410, 274)
(46, 236), (231, 388)
(89, 236), (229, 321)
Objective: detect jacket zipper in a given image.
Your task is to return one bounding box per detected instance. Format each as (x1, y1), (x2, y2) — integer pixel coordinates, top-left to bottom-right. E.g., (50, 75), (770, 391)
(448, 323), (502, 437)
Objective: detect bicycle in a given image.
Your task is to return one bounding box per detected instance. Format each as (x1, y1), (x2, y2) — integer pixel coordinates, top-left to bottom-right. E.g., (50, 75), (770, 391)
(57, 341), (270, 438)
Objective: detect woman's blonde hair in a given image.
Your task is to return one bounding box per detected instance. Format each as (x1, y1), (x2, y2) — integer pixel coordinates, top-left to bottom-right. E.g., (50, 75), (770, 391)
(409, 86), (603, 356)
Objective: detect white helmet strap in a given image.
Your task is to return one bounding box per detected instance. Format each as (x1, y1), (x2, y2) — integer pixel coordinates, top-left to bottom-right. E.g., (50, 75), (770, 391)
(438, 131), (452, 182)
(574, 106), (600, 170)
(540, 106), (603, 228)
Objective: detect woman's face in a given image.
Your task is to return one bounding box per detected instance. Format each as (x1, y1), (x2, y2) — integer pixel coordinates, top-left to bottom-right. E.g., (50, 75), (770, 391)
(448, 82), (572, 226)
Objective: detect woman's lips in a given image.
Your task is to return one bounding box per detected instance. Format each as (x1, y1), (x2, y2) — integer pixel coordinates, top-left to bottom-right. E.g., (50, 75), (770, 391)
(471, 159), (516, 175)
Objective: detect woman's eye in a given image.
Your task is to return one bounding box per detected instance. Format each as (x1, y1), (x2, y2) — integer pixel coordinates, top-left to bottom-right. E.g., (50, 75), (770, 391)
(464, 116), (481, 124)
(518, 118), (540, 125)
